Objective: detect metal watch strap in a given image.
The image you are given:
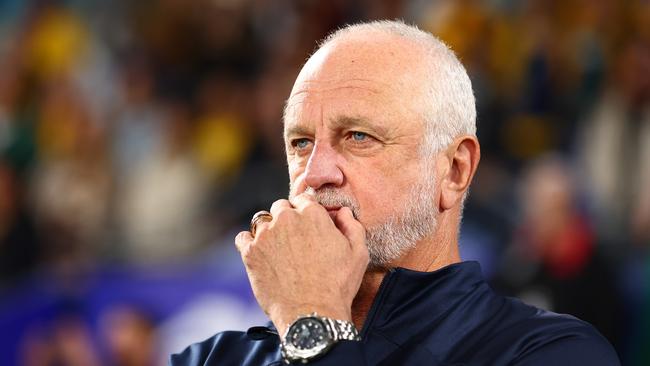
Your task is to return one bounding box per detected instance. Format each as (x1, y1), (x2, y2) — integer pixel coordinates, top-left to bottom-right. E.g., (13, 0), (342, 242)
(325, 318), (361, 341)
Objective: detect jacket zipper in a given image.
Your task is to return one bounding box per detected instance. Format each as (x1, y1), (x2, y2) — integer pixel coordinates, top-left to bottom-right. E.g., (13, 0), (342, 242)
(359, 268), (397, 339)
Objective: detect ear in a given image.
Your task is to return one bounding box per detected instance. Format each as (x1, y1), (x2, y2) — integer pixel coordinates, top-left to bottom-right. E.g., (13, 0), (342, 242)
(439, 136), (480, 211)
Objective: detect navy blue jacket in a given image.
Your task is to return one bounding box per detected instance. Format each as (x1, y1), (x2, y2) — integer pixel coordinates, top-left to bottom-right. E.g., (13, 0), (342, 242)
(170, 261), (620, 365)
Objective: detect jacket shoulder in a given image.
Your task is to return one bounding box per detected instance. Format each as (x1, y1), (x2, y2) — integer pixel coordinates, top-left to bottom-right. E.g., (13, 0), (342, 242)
(484, 298), (620, 365)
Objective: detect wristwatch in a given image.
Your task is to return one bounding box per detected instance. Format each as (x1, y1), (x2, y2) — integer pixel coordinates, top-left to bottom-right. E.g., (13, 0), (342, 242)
(280, 313), (360, 364)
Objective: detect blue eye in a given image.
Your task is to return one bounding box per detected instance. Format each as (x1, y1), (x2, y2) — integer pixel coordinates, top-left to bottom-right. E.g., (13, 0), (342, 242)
(293, 139), (311, 149)
(351, 131), (367, 141)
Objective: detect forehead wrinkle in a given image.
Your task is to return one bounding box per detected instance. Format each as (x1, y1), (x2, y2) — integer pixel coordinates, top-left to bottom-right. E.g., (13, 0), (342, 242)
(283, 99), (325, 139)
(289, 84), (383, 102)
(284, 77), (393, 106)
(297, 77), (391, 89)
(288, 77), (393, 104)
(283, 85), (383, 126)
(329, 115), (389, 136)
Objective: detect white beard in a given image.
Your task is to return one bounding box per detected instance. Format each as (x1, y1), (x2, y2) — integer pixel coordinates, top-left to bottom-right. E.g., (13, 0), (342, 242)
(289, 175), (438, 269)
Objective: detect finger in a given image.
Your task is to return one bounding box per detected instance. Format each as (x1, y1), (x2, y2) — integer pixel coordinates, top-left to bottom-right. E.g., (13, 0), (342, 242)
(270, 199), (292, 217)
(334, 207), (366, 248)
(250, 210), (273, 237)
(290, 192), (322, 212)
(235, 230), (254, 254)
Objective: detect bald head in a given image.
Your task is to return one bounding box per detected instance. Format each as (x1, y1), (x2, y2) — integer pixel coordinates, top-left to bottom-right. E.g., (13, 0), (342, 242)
(287, 20), (476, 156)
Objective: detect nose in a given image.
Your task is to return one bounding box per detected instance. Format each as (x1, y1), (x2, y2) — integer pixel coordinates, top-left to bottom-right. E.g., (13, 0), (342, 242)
(303, 143), (344, 190)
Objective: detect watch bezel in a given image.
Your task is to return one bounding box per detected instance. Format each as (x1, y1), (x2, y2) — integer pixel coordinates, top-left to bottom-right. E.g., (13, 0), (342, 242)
(282, 316), (335, 362)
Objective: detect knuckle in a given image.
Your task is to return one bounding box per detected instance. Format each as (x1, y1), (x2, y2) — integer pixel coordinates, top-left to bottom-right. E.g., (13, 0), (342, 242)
(270, 200), (287, 212)
(304, 192), (317, 201)
(235, 232), (249, 249)
(275, 207), (295, 221)
(242, 239), (261, 261)
(272, 198), (290, 207)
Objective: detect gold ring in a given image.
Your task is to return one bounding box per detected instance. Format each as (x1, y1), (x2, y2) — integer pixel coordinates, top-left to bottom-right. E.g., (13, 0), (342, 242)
(250, 210), (273, 237)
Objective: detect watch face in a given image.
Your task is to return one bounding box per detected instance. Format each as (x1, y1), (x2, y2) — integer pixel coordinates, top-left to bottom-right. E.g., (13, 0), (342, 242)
(288, 317), (329, 350)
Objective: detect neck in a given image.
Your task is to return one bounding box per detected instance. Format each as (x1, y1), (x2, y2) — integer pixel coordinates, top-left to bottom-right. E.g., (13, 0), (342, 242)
(351, 213), (460, 329)
(351, 269), (385, 329)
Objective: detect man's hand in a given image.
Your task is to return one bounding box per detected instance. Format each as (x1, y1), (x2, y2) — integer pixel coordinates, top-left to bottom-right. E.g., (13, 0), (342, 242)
(235, 193), (369, 336)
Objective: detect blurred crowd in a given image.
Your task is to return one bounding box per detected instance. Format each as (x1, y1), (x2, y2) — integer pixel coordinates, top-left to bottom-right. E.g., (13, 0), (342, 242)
(0, 0), (648, 365)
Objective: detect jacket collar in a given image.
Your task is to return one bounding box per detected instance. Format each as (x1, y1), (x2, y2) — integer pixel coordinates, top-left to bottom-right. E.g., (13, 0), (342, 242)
(361, 261), (488, 342)
(258, 261), (488, 343)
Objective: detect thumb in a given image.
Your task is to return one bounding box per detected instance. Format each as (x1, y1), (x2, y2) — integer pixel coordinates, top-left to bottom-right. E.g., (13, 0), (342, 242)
(334, 207), (366, 248)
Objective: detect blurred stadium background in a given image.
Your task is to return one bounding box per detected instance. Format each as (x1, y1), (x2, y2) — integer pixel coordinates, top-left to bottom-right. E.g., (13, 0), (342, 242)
(0, 0), (648, 365)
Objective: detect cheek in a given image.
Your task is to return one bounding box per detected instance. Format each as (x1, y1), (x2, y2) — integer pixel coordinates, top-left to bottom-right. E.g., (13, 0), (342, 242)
(352, 165), (422, 215)
(288, 159), (304, 182)
(349, 174), (400, 217)
(287, 160), (307, 196)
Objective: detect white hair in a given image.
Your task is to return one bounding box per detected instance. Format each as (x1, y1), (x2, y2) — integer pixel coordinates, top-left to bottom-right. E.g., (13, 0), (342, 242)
(318, 20), (477, 157)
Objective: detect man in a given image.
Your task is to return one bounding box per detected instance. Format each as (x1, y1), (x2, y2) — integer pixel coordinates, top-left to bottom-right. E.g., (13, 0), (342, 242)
(171, 21), (619, 365)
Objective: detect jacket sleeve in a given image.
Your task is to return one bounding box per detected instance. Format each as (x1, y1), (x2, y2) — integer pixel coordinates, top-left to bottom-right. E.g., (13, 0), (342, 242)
(306, 340), (369, 365)
(169, 337), (371, 366)
(169, 331), (283, 366)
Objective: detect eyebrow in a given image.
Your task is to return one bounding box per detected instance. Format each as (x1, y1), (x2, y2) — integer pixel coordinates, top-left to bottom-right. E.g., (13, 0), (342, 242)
(284, 124), (312, 138)
(330, 115), (370, 129)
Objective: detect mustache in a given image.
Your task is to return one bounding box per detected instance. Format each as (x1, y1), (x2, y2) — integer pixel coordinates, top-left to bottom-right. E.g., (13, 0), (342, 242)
(304, 187), (360, 220)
